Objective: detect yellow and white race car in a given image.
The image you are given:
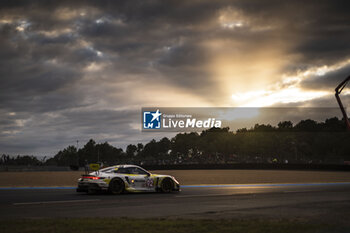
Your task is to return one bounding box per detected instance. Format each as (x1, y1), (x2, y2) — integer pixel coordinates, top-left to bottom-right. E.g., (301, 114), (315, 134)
(77, 164), (180, 194)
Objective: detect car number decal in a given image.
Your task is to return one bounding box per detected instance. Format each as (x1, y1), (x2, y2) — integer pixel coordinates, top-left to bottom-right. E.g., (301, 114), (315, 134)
(145, 178), (154, 187)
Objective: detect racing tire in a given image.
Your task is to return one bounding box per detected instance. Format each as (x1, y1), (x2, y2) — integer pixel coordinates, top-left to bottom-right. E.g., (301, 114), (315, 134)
(109, 178), (125, 195)
(160, 178), (173, 193)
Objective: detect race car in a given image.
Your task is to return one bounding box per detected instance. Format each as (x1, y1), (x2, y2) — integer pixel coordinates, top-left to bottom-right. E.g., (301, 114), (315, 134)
(77, 164), (180, 194)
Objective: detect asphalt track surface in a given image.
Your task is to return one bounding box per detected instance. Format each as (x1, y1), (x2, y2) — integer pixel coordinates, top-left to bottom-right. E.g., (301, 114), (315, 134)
(1, 183), (350, 224)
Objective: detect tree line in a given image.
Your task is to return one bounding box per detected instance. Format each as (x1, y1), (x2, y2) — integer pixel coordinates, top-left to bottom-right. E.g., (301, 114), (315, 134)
(1, 117), (349, 166)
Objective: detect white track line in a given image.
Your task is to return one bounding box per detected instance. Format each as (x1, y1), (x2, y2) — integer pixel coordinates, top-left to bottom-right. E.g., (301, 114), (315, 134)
(175, 194), (234, 198)
(13, 199), (100, 205)
(283, 190), (320, 193)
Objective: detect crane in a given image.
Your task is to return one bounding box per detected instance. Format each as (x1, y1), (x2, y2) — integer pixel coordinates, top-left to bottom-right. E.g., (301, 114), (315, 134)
(335, 75), (350, 130)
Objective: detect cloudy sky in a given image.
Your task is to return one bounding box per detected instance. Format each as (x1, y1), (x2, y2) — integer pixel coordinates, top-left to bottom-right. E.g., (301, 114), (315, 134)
(1, 0), (350, 156)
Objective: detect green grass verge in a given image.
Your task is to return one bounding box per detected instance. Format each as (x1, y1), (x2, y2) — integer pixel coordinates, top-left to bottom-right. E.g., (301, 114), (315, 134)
(0, 218), (346, 233)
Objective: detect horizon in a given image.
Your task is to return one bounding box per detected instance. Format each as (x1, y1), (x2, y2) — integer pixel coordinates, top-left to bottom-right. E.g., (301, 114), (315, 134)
(1, 114), (347, 158)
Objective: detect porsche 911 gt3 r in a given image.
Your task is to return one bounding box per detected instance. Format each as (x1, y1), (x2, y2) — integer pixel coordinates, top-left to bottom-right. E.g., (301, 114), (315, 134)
(77, 164), (180, 194)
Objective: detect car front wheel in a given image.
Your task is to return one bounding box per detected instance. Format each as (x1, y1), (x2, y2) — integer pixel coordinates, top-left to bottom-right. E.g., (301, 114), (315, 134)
(160, 178), (173, 193)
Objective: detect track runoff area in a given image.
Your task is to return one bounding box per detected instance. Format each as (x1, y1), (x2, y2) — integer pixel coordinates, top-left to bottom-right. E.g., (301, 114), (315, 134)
(0, 182), (349, 222)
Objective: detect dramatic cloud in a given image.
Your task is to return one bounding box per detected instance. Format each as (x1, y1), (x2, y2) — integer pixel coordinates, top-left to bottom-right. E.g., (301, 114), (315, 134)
(0, 0), (349, 155)
(301, 61), (350, 90)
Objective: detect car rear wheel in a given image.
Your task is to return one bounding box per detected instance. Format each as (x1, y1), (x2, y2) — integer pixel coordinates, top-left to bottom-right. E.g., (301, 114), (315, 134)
(160, 178), (173, 193)
(109, 178), (125, 195)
